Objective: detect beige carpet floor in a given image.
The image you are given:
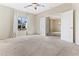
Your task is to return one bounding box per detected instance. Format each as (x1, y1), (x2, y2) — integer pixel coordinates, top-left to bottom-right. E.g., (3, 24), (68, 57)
(0, 35), (79, 56)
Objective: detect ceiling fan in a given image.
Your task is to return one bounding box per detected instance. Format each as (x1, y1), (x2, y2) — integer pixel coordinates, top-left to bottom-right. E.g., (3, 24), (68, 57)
(24, 3), (45, 10)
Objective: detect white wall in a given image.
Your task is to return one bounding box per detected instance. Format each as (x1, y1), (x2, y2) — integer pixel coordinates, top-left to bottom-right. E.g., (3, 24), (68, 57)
(0, 6), (36, 39)
(0, 6), (14, 39)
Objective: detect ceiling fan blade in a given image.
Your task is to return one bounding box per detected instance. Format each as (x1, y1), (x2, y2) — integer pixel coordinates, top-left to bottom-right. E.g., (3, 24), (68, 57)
(37, 4), (45, 7)
(24, 5), (32, 8)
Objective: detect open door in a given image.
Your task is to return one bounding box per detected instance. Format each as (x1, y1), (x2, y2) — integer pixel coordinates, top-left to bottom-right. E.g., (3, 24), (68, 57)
(61, 10), (73, 43)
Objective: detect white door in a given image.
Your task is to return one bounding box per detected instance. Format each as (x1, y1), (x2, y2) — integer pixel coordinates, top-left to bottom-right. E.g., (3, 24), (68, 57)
(61, 10), (73, 43)
(40, 17), (46, 35)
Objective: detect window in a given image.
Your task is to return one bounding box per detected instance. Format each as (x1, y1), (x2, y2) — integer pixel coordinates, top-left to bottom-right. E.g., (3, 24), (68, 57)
(18, 16), (28, 30)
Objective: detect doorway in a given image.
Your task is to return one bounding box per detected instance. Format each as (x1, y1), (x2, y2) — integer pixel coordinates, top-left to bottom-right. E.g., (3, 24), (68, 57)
(49, 18), (61, 37)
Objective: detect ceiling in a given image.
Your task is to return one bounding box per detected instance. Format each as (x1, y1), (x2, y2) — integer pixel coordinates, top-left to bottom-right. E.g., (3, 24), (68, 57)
(0, 3), (62, 14)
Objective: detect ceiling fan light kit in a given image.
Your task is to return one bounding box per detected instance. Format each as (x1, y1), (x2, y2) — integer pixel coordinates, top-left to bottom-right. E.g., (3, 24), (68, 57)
(24, 3), (45, 10)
